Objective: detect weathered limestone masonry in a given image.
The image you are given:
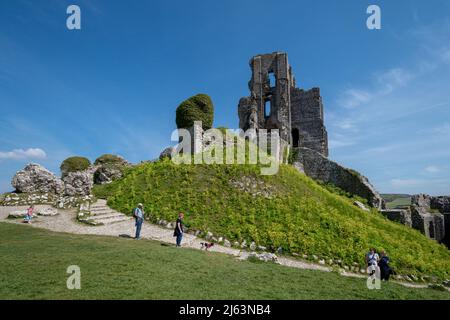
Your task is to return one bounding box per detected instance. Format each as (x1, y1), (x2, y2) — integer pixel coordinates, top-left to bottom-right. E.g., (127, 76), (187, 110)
(381, 195), (449, 247)
(295, 147), (384, 209)
(411, 194), (446, 244)
(238, 52), (328, 156)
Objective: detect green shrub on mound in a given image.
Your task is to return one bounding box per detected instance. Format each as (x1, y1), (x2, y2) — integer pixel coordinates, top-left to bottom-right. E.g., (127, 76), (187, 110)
(176, 94), (214, 130)
(94, 154), (126, 166)
(60, 156), (91, 175)
(93, 161), (450, 280)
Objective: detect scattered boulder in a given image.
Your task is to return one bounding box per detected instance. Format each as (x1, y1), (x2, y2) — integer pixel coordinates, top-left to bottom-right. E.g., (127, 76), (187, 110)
(8, 210), (29, 218)
(353, 201), (370, 212)
(36, 207), (58, 216)
(248, 252), (279, 263)
(224, 240), (231, 247)
(12, 163), (64, 194)
(249, 242), (257, 251)
(159, 147), (175, 160)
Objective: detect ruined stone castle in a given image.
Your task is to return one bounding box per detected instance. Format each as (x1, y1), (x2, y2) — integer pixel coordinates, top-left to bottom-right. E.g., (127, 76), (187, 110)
(238, 52), (328, 156)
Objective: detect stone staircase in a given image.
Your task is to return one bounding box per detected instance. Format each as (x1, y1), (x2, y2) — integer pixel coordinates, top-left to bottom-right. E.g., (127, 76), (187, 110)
(88, 199), (132, 225)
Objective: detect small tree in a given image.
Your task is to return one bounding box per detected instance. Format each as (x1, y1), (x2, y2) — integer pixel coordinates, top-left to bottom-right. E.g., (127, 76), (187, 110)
(176, 94), (214, 130)
(94, 154), (127, 166)
(60, 156), (91, 176)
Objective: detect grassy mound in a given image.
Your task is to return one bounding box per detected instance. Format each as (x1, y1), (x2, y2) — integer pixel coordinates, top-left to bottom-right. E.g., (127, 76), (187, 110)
(1, 223), (448, 300)
(176, 94), (214, 130)
(93, 160), (450, 280)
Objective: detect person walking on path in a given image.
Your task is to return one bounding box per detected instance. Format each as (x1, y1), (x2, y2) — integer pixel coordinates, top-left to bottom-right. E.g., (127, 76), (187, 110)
(174, 212), (184, 247)
(133, 203), (144, 240)
(23, 205), (34, 224)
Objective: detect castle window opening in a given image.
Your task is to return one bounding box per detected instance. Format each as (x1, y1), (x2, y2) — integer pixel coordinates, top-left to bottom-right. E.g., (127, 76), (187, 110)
(292, 128), (300, 148)
(268, 72), (276, 88)
(264, 99), (271, 118)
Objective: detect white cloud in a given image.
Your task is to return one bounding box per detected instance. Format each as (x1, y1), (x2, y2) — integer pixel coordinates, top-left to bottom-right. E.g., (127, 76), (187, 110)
(424, 165), (440, 173)
(337, 89), (372, 109)
(0, 148), (47, 160)
(376, 68), (412, 94)
(389, 179), (422, 188)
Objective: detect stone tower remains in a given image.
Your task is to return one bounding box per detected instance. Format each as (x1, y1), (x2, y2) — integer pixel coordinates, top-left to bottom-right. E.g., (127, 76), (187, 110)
(238, 52), (328, 156)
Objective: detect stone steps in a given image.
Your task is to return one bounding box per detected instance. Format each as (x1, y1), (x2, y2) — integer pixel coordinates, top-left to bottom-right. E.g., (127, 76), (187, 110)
(87, 200), (131, 226)
(94, 215), (133, 225)
(90, 208), (114, 215)
(92, 212), (126, 220)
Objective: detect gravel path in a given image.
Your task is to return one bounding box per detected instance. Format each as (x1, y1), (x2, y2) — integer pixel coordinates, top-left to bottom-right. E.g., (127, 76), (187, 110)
(0, 205), (438, 291)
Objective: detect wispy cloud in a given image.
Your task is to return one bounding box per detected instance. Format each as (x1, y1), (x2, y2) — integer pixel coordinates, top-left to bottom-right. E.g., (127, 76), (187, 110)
(0, 148), (46, 160)
(424, 165), (440, 174)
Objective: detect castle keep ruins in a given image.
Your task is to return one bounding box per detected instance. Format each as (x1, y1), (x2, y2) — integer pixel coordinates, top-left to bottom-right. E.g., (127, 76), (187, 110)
(238, 52), (328, 156)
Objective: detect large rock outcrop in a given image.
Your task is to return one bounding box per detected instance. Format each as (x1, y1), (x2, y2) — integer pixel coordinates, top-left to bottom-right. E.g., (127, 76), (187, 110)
(62, 171), (93, 196)
(12, 163), (64, 194)
(294, 147), (384, 209)
(93, 165), (123, 185)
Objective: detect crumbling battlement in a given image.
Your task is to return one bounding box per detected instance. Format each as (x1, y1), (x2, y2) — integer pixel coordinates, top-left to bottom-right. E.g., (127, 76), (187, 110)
(238, 52), (328, 156)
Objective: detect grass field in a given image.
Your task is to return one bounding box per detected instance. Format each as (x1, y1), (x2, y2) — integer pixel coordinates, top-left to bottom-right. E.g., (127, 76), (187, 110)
(382, 194), (412, 209)
(0, 223), (449, 300)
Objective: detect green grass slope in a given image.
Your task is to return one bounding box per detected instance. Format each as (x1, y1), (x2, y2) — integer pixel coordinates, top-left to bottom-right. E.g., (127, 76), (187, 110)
(0, 223), (448, 300)
(93, 160), (450, 280)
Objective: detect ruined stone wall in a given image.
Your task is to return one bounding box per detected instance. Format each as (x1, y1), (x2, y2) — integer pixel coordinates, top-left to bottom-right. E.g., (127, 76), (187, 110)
(294, 147), (385, 209)
(410, 194), (446, 244)
(291, 87), (328, 156)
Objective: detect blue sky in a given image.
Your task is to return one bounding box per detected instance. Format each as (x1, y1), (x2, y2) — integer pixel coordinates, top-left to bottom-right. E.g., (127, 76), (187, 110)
(0, 0), (449, 195)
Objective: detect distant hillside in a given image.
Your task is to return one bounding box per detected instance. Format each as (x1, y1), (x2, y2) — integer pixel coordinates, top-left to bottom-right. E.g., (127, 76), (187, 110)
(382, 194), (412, 209)
(94, 161), (450, 279)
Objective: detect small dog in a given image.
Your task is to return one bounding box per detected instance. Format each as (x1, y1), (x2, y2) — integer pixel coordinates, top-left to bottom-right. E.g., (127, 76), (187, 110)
(200, 242), (214, 251)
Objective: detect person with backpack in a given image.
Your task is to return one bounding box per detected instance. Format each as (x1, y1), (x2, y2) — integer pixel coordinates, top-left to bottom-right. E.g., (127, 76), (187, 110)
(133, 203), (144, 240)
(173, 212), (184, 247)
(379, 250), (392, 281)
(366, 248), (379, 267)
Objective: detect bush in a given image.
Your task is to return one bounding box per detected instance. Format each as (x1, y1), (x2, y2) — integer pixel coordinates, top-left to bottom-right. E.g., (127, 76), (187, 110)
(94, 154), (126, 166)
(176, 94), (214, 130)
(60, 156), (91, 175)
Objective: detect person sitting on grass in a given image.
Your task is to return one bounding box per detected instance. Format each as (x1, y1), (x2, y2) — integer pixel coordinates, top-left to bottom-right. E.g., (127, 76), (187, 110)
(379, 250), (392, 281)
(23, 205), (34, 224)
(133, 203), (144, 240)
(173, 212), (184, 247)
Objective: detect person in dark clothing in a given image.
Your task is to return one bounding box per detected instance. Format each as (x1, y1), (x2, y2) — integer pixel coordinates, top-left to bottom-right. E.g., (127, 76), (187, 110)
(379, 250), (392, 281)
(174, 212), (184, 247)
